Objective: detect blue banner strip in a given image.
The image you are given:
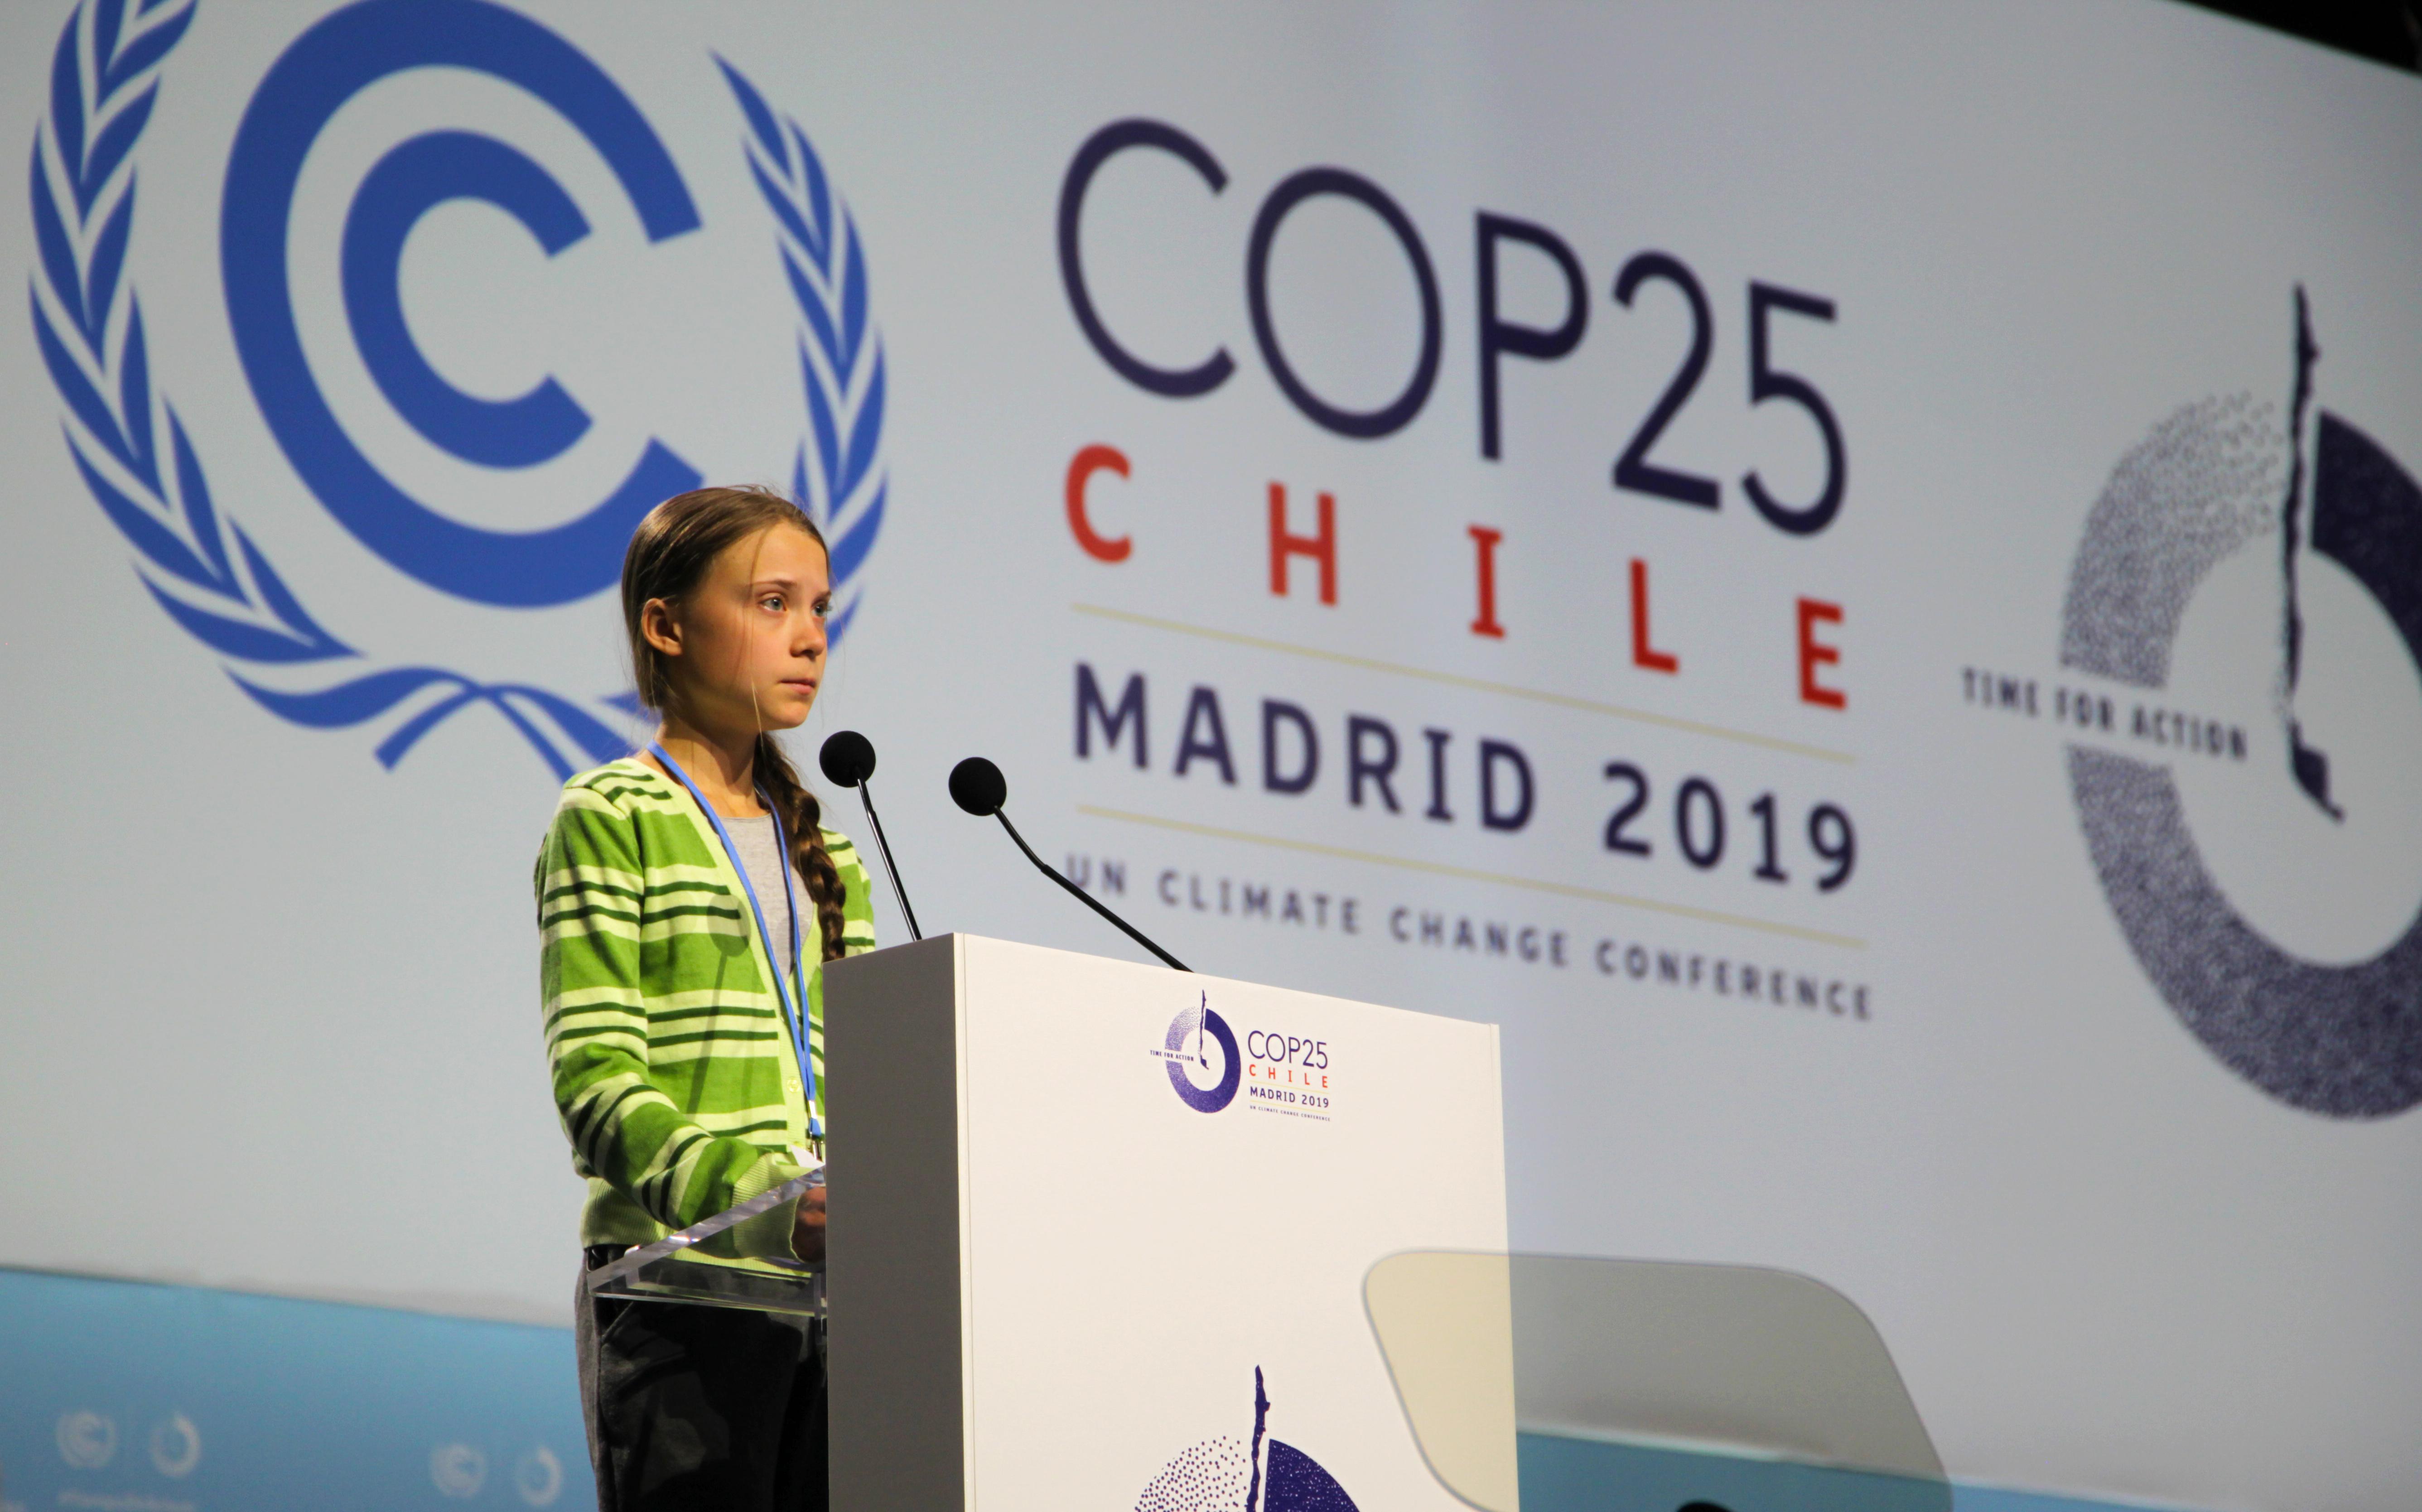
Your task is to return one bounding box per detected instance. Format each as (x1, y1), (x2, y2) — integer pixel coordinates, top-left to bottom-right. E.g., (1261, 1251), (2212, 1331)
(0, 1267), (590, 1511)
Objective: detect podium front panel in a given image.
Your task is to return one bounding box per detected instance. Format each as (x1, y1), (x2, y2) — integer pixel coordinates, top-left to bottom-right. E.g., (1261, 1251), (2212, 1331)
(827, 934), (1508, 1512)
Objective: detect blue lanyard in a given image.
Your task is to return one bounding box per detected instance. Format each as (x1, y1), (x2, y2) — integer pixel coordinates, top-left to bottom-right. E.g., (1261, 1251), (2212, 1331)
(650, 744), (823, 1140)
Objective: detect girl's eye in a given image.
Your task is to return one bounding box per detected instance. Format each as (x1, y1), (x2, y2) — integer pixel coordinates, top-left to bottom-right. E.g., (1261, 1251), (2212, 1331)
(811, 599), (831, 620)
(760, 594), (786, 612)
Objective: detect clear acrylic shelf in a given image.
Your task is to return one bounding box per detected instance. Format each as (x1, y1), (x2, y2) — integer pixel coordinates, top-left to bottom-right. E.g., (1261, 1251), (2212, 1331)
(586, 1170), (825, 1317)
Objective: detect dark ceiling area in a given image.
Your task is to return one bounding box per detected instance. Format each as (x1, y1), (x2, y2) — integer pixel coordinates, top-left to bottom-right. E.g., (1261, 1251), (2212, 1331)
(2181, 0), (2422, 71)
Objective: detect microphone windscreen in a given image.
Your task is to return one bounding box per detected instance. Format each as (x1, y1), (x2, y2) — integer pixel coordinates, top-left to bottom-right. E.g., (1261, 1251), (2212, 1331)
(819, 729), (877, 786)
(949, 756), (1008, 817)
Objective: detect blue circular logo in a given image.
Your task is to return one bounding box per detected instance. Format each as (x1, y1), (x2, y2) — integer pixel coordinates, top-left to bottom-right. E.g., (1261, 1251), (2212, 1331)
(1165, 996), (1241, 1113)
(221, 0), (704, 608)
(29, 0), (889, 776)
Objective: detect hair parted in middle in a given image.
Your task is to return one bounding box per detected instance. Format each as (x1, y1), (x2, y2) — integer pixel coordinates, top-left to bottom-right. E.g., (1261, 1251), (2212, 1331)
(620, 484), (849, 962)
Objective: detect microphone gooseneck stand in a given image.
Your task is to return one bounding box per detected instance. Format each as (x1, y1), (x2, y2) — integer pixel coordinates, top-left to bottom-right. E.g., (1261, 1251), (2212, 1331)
(819, 730), (923, 941)
(949, 756), (1190, 973)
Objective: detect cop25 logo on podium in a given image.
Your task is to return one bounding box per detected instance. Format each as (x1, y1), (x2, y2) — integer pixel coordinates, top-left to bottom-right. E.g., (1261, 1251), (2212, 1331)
(29, 0), (888, 775)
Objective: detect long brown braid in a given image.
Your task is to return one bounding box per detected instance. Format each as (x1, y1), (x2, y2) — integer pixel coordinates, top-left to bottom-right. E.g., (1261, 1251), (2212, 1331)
(622, 486), (850, 962)
(752, 731), (849, 963)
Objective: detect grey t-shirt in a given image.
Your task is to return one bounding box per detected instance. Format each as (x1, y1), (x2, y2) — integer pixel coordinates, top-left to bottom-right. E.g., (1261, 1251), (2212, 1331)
(724, 814), (798, 981)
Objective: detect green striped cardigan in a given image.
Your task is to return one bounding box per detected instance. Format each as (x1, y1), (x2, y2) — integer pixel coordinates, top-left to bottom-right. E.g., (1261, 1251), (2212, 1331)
(536, 756), (877, 1260)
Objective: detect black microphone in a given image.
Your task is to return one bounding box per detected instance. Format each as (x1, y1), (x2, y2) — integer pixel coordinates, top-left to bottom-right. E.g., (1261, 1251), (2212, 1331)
(819, 730), (922, 941)
(948, 756), (1190, 972)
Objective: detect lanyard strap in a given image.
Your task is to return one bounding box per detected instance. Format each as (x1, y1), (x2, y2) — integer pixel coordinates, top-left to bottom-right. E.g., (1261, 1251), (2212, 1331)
(650, 745), (823, 1140)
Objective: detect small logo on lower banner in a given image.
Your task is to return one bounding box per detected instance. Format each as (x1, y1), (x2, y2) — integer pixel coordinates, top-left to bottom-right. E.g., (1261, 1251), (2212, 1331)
(55, 1411), (116, 1469)
(148, 1412), (201, 1478)
(516, 1445), (564, 1506)
(431, 1443), (487, 1499)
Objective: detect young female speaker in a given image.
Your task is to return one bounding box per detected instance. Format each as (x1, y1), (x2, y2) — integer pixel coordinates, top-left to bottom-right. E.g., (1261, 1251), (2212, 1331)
(536, 485), (877, 1511)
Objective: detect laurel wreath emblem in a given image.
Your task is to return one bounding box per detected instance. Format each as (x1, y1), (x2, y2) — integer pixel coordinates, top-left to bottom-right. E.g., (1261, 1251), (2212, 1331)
(29, 0), (887, 777)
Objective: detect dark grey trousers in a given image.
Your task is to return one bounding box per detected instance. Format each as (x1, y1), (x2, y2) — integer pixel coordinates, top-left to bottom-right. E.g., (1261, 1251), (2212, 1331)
(576, 1252), (828, 1512)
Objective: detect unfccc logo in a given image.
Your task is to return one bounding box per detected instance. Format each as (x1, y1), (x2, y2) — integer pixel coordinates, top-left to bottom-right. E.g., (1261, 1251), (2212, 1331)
(30, 0), (888, 776)
(54, 1410), (116, 1469)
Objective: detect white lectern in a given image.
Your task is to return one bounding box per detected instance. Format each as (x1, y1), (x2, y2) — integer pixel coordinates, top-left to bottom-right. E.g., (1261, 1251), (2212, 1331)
(822, 934), (1509, 1512)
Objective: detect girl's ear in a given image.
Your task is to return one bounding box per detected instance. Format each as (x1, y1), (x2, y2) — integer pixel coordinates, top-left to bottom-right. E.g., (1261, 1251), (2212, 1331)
(639, 597), (685, 659)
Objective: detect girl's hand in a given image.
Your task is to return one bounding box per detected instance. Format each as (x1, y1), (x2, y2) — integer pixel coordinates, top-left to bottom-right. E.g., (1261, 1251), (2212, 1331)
(791, 1184), (827, 1264)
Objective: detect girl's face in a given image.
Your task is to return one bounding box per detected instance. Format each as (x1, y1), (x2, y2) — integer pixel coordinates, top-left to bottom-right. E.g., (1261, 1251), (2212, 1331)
(647, 523), (831, 736)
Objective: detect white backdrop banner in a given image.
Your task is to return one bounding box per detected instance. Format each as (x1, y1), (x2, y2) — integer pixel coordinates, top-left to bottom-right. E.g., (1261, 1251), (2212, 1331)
(3, 2), (2418, 1508)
